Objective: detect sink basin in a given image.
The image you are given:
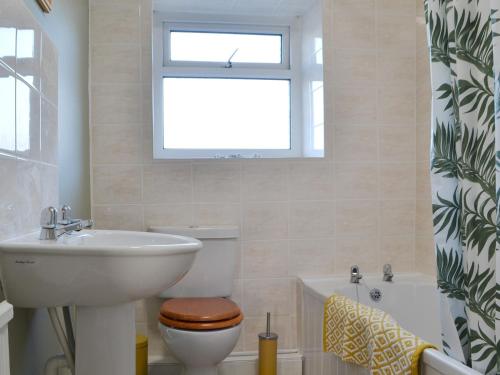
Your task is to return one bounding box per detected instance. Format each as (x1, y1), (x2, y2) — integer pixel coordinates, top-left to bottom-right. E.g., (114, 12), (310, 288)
(0, 229), (202, 307)
(0, 229), (202, 375)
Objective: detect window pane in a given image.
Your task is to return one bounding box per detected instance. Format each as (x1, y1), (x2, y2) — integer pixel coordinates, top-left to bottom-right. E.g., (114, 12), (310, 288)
(163, 78), (290, 150)
(170, 31), (282, 64)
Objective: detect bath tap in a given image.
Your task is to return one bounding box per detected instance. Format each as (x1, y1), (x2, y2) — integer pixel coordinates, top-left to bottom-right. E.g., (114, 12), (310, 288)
(350, 265), (363, 283)
(383, 264), (393, 282)
(39, 205), (94, 240)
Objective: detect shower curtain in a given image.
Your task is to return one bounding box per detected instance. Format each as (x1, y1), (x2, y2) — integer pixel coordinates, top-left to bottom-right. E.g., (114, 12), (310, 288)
(425, 0), (499, 373)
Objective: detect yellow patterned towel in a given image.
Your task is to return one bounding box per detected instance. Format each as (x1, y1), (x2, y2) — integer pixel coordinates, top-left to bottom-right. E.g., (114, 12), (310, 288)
(323, 294), (436, 375)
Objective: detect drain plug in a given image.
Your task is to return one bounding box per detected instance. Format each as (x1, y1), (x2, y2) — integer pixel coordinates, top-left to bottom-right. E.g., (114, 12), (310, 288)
(369, 288), (382, 302)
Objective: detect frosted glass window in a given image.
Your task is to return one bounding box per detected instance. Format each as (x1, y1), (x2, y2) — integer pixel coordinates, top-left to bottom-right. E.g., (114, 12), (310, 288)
(163, 78), (290, 149)
(170, 31), (282, 64)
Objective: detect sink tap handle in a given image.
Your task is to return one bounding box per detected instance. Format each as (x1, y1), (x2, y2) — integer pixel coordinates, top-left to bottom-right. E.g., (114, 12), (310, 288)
(60, 204), (72, 224)
(40, 207), (58, 229)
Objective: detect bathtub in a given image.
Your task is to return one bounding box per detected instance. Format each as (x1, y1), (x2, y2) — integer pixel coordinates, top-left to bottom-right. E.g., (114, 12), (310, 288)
(298, 274), (480, 375)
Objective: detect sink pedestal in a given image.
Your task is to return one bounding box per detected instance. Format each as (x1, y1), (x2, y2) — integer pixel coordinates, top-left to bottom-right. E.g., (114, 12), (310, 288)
(75, 303), (135, 375)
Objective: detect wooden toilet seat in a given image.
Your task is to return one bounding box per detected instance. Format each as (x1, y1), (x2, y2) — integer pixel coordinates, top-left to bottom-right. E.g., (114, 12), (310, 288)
(158, 297), (243, 331)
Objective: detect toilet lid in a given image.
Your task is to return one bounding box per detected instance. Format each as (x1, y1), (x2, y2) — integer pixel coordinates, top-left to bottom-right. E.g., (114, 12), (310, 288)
(160, 297), (241, 322)
(159, 298), (243, 331)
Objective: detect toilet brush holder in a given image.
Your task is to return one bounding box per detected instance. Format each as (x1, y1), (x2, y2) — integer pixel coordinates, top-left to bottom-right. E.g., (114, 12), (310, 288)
(258, 312), (278, 375)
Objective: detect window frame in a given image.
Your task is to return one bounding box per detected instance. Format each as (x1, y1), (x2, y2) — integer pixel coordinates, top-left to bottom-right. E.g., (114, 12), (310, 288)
(153, 14), (302, 159)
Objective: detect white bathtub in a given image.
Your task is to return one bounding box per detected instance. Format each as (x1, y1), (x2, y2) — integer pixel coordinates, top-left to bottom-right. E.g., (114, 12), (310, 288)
(298, 274), (480, 375)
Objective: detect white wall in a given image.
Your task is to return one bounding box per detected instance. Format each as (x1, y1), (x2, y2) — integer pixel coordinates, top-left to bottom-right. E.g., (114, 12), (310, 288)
(23, 0), (91, 219)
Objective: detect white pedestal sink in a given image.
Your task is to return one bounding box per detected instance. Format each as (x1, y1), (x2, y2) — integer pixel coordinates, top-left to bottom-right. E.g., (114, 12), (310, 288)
(0, 230), (202, 375)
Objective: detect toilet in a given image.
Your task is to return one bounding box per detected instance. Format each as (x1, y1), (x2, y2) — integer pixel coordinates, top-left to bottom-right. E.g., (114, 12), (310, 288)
(149, 226), (242, 375)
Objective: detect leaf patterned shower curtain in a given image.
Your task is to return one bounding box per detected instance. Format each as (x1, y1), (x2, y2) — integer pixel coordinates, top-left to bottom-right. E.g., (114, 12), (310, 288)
(424, 0), (499, 373)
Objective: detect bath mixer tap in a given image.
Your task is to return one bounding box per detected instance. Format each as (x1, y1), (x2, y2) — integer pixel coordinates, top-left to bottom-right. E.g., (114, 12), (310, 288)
(383, 264), (393, 282)
(39, 206), (94, 240)
(350, 265), (363, 284)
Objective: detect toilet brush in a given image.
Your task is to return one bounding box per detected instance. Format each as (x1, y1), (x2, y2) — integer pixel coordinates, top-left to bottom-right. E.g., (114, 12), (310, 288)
(258, 312), (278, 375)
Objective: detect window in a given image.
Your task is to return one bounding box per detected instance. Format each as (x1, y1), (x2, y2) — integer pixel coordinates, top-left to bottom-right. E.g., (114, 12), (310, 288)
(153, 15), (324, 159)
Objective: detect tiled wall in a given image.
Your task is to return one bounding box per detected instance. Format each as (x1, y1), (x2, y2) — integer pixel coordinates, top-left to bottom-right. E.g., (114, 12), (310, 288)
(415, 0), (435, 274)
(0, 0), (59, 253)
(0, 1), (60, 373)
(89, 0), (433, 358)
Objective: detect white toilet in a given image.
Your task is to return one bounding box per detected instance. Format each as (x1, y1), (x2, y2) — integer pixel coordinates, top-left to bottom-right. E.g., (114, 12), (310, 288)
(148, 226), (242, 375)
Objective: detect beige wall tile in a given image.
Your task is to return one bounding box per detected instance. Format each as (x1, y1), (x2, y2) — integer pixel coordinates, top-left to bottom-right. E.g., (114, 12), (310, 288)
(91, 44), (141, 84)
(417, 91), (432, 126)
(377, 15), (416, 52)
(415, 236), (436, 275)
(380, 235), (414, 272)
(335, 163), (378, 199)
(332, 49), (376, 87)
(377, 50), (416, 87)
(416, 198), (433, 235)
(289, 201), (335, 239)
(377, 0), (415, 15)
(336, 199), (378, 236)
(241, 162), (288, 202)
(379, 126), (416, 163)
(92, 125), (142, 164)
(334, 126), (378, 162)
(193, 163), (241, 203)
(335, 235), (379, 273)
(289, 239), (335, 276)
(93, 165), (142, 204)
(193, 203), (241, 226)
(143, 203), (193, 228)
(333, 86), (377, 126)
(332, 0), (375, 50)
(416, 162), (431, 198)
(143, 163), (192, 204)
(377, 85), (416, 125)
(380, 163), (416, 199)
(93, 205), (144, 230)
(380, 200), (415, 236)
(92, 84), (142, 125)
(243, 279), (292, 316)
(288, 162), (334, 201)
(242, 240), (288, 279)
(242, 202), (288, 240)
(91, 3), (140, 44)
(416, 125), (431, 161)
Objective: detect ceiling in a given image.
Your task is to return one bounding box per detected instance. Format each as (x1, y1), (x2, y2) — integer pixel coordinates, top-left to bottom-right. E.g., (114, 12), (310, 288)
(153, 0), (320, 18)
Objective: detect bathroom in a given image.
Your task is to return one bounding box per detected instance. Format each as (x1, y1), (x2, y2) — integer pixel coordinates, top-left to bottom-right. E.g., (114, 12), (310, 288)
(0, 0), (496, 374)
